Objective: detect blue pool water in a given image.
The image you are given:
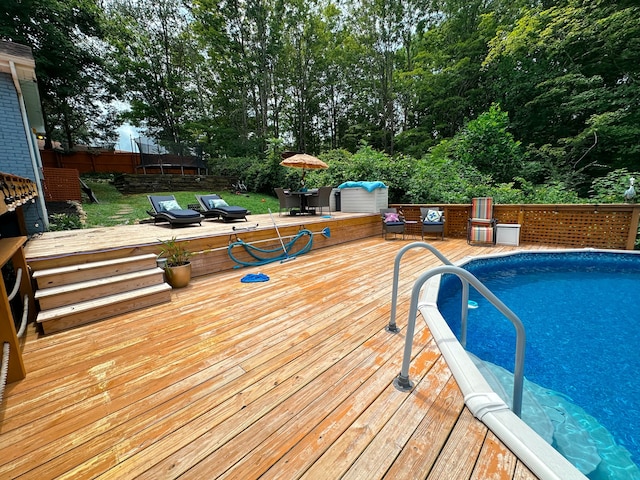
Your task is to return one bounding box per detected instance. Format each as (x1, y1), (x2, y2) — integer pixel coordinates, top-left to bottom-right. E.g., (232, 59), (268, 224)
(436, 251), (640, 479)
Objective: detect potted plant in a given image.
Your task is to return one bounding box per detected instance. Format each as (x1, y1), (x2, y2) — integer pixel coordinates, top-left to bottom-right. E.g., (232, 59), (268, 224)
(158, 237), (192, 288)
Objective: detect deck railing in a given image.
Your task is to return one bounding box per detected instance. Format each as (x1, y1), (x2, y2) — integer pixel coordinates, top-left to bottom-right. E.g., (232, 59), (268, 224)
(393, 203), (640, 250)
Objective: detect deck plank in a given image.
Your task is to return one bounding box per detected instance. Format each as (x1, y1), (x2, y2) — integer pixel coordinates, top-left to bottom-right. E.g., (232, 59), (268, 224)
(425, 408), (488, 480)
(470, 431), (518, 480)
(298, 337), (442, 480)
(0, 233), (561, 479)
(383, 374), (465, 478)
(340, 355), (455, 480)
(187, 318), (432, 479)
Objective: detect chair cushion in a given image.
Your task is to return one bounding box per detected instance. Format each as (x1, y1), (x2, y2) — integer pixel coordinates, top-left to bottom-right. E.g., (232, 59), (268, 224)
(383, 212), (400, 223)
(425, 209), (443, 222)
(470, 226), (494, 243)
(169, 208), (202, 218)
(217, 206), (247, 214)
(158, 199), (181, 212)
(209, 198), (230, 208)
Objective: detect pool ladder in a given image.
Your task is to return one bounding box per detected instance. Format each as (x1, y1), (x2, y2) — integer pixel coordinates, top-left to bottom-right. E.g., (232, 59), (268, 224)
(387, 242), (526, 417)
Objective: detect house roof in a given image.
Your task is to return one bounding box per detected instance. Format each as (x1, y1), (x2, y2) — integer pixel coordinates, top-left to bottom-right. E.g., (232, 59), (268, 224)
(0, 40), (36, 81)
(0, 40), (45, 134)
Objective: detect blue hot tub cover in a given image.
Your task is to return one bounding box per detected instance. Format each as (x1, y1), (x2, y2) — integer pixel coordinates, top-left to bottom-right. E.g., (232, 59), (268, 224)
(337, 181), (387, 192)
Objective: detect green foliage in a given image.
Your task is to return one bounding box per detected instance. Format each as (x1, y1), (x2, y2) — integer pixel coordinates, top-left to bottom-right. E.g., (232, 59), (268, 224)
(307, 149), (353, 188)
(408, 144), (492, 204)
(6, 0), (636, 205)
(406, 139), (581, 205)
(105, 0), (203, 150)
(158, 237), (191, 266)
(243, 138), (289, 194)
(451, 104), (523, 183)
(484, 1), (640, 181)
(48, 213), (83, 231)
(590, 169), (640, 203)
(0, 0), (114, 149)
(207, 157), (260, 183)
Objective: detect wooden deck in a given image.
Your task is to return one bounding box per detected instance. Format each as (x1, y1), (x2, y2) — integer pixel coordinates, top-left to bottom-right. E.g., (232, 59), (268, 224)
(2, 233), (562, 479)
(24, 211), (381, 276)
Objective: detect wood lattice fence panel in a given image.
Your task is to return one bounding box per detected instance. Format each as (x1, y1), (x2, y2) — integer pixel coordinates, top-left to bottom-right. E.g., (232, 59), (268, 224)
(442, 206), (469, 239)
(521, 207), (632, 249)
(392, 203), (640, 250)
(42, 167), (81, 202)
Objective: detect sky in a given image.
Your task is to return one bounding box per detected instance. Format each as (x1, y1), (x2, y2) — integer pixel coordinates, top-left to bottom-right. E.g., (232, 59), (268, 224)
(115, 123), (140, 152)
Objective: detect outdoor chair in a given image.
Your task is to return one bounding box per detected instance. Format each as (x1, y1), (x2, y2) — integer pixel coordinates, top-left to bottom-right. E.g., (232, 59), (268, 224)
(467, 197), (497, 245)
(147, 195), (204, 227)
(275, 187), (299, 215)
(306, 186), (333, 215)
(420, 207), (445, 240)
(195, 194), (248, 222)
(380, 207), (405, 240)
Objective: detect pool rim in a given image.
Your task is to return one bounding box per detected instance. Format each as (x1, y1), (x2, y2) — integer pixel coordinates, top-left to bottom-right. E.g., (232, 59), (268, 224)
(419, 247), (640, 480)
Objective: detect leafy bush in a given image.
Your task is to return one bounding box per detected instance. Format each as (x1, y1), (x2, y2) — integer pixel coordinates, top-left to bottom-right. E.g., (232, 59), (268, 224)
(207, 156), (259, 183)
(589, 168), (640, 203)
(304, 144), (417, 203)
(48, 213), (83, 231)
(407, 140), (493, 203)
(451, 104), (523, 184)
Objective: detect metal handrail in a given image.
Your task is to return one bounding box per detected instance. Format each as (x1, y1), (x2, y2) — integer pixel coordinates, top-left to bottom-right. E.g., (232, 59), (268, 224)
(387, 242), (454, 333)
(394, 265), (526, 417)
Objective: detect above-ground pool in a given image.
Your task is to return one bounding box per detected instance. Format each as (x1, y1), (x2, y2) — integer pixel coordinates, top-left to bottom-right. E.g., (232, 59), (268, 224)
(436, 250), (640, 480)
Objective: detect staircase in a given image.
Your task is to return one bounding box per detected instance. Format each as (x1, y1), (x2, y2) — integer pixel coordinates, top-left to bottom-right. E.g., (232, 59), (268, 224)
(33, 253), (172, 334)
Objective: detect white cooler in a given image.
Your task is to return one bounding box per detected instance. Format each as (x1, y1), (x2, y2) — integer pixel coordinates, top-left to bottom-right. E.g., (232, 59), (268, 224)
(496, 223), (521, 246)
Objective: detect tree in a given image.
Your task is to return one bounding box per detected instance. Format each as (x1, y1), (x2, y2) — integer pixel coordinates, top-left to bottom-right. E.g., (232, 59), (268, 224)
(346, 0), (424, 153)
(105, 0), (205, 154)
(452, 104), (523, 183)
(0, 0), (115, 149)
(191, 0), (288, 155)
(484, 1), (640, 187)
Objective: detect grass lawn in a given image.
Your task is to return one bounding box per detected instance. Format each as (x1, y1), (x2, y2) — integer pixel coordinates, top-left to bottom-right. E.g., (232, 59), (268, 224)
(79, 179), (280, 228)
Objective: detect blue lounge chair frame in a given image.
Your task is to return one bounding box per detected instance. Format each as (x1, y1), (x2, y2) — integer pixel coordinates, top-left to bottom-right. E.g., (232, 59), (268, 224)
(196, 194), (248, 222)
(147, 195), (204, 227)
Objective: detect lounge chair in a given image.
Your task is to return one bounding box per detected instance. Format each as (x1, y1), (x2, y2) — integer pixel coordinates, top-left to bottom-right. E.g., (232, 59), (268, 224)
(306, 186), (333, 215)
(381, 207), (405, 240)
(467, 197), (497, 245)
(420, 207), (445, 240)
(274, 188), (299, 216)
(147, 195), (204, 227)
(195, 194), (248, 222)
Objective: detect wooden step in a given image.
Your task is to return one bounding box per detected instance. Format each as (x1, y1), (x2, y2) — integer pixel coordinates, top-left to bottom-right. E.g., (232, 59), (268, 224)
(32, 253), (159, 289)
(35, 268), (166, 311)
(36, 283), (173, 334)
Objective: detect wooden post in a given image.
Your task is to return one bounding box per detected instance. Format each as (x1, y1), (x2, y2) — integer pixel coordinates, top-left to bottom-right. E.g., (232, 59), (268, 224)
(626, 205), (640, 250)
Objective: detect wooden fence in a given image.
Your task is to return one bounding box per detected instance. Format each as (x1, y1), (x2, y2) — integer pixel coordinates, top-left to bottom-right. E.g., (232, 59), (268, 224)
(40, 150), (140, 174)
(40, 150), (207, 176)
(394, 203), (640, 250)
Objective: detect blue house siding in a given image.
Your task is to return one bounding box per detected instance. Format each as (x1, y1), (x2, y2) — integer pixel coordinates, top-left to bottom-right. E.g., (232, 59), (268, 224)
(0, 73), (32, 175)
(0, 72), (46, 234)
